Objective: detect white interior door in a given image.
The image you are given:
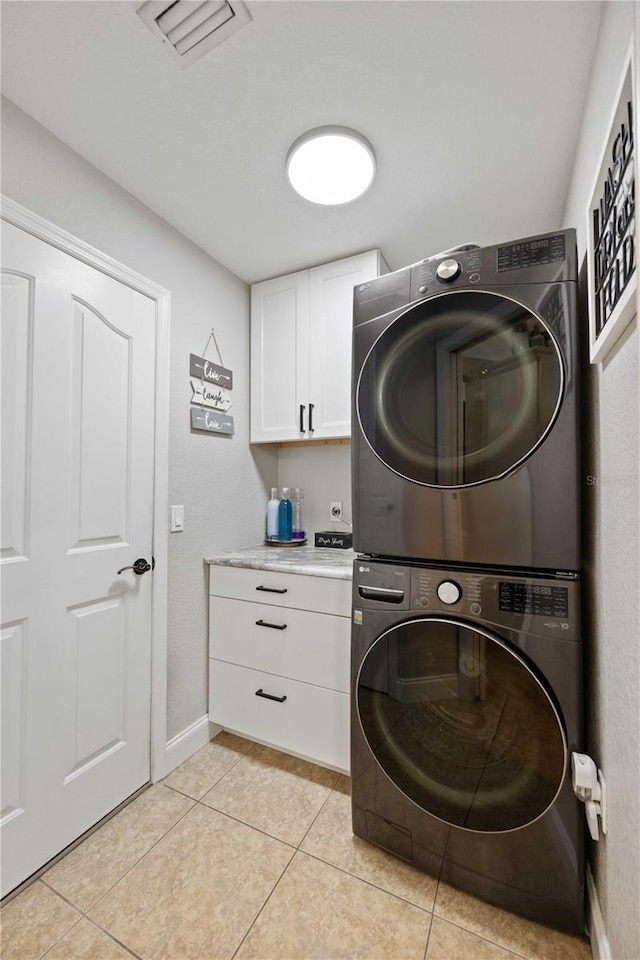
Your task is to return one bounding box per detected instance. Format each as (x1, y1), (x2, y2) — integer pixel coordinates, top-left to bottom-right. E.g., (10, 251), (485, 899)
(1, 221), (155, 896)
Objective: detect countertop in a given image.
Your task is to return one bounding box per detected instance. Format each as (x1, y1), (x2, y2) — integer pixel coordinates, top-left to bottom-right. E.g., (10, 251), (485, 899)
(204, 545), (356, 580)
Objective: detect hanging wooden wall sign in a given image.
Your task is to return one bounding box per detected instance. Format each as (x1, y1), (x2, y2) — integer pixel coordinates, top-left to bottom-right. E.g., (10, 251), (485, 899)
(190, 353), (233, 389)
(190, 408), (234, 435)
(190, 331), (235, 435)
(190, 378), (232, 412)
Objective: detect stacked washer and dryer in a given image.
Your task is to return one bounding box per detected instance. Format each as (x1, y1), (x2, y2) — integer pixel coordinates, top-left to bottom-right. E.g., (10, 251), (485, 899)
(350, 230), (584, 932)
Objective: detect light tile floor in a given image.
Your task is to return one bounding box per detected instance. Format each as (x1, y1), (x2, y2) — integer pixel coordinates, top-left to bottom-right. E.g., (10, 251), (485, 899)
(1, 732), (593, 960)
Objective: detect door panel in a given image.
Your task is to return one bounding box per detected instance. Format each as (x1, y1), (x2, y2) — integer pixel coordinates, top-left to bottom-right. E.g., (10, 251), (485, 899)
(309, 251), (379, 439)
(356, 290), (564, 486)
(357, 618), (566, 833)
(1, 272), (33, 562)
(65, 595), (127, 780)
(250, 271), (309, 442)
(0, 619), (27, 823)
(68, 301), (131, 549)
(1, 221), (155, 895)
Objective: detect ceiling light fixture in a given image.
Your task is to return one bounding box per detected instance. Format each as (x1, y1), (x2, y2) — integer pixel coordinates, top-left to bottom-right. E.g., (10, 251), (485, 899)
(286, 126), (376, 205)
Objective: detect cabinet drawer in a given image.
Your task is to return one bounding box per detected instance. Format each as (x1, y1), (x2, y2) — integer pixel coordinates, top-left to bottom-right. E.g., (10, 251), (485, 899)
(209, 659), (349, 772)
(210, 597), (349, 692)
(210, 565), (351, 616)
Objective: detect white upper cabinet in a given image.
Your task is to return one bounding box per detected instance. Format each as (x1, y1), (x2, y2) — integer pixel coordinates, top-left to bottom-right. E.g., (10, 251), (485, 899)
(250, 250), (387, 443)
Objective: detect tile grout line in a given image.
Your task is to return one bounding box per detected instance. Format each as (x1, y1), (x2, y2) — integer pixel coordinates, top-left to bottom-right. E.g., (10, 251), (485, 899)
(199, 775), (440, 921)
(296, 776), (440, 921)
(194, 797), (298, 850)
(38, 869), (150, 959)
(161, 737), (258, 801)
(80, 916), (146, 960)
(229, 845), (297, 960)
(429, 909), (540, 960)
(44, 789), (199, 923)
(36, 906), (144, 960)
(225, 769), (342, 960)
(294, 772), (342, 851)
(297, 848), (436, 917)
(34, 883), (141, 960)
(422, 909), (435, 960)
(33, 906), (84, 960)
(201, 767), (441, 922)
(39, 877), (85, 914)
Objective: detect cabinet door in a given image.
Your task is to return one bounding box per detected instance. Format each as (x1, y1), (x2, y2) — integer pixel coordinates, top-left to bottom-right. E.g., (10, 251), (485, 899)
(250, 270), (310, 442)
(308, 251), (382, 439)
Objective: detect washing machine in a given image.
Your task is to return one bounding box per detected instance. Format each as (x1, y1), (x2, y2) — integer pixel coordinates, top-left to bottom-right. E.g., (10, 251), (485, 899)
(352, 229), (580, 572)
(351, 558), (584, 933)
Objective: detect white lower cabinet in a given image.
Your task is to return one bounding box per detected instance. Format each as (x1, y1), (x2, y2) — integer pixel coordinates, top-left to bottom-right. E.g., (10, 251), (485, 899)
(208, 566), (351, 772)
(209, 661), (350, 771)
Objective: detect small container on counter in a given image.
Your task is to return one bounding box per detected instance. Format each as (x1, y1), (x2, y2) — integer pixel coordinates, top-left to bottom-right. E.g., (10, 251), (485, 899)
(265, 487), (280, 541)
(277, 487), (293, 541)
(291, 487), (305, 541)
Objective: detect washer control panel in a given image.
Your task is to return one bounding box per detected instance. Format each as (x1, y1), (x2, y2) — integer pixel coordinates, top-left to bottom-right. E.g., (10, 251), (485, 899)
(355, 560), (579, 642)
(412, 568), (481, 615)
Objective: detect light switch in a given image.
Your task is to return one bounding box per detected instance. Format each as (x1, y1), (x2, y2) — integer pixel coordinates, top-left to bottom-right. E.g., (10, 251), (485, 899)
(171, 505), (184, 532)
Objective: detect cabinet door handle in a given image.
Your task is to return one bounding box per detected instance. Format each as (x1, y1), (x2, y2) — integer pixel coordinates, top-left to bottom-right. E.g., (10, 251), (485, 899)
(308, 402), (314, 432)
(255, 619), (287, 631)
(255, 688), (287, 703)
(255, 585), (288, 594)
(299, 404), (306, 433)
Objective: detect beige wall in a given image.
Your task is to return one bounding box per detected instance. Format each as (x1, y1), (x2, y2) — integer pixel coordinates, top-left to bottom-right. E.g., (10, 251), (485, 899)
(562, 4), (640, 958)
(1, 97), (278, 742)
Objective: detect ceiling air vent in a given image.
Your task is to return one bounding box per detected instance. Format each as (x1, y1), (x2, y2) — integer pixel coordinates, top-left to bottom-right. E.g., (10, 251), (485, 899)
(138, 0), (251, 68)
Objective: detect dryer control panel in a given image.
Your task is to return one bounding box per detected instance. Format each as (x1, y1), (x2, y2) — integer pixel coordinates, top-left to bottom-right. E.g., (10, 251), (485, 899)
(353, 228), (577, 326)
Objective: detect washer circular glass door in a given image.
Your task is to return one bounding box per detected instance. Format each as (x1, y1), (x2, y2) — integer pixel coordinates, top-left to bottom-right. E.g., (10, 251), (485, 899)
(356, 290), (563, 486)
(356, 618), (566, 832)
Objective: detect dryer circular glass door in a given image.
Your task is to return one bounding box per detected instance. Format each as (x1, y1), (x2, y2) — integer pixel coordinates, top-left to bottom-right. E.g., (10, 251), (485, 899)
(356, 618), (566, 832)
(356, 290), (563, 486)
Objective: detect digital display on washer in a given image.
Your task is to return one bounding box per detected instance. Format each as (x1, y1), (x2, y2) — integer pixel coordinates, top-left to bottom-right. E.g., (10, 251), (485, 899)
(499, 582), (569, 618)
(497, 235), (565, 272)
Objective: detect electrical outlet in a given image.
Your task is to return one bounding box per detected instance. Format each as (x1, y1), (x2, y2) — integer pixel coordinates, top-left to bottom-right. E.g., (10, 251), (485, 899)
(330, 501), (343, 522)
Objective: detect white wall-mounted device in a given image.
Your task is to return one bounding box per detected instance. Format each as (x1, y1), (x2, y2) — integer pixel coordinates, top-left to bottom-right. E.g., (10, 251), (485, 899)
(572, 752), (607, 841)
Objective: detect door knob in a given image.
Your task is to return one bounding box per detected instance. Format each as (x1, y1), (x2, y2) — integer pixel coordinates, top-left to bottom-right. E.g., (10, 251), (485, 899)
(117, 557), (153, 576)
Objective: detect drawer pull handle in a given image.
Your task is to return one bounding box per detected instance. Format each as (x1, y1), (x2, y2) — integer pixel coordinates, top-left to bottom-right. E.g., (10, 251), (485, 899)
(255, 586), (288, 594)
(255, 688), (287, 703)
(256, 619), (287, 631)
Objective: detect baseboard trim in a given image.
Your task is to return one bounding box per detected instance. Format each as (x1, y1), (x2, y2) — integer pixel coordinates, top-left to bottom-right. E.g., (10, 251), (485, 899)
(155, 715), (221, 780)
(587, 865), (611, 960)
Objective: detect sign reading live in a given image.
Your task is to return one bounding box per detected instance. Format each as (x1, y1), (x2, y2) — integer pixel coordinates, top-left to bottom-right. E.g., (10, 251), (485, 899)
(190, 353), (233, 389)
(587, 49), (635, 366)
(190, 407), (234, 435)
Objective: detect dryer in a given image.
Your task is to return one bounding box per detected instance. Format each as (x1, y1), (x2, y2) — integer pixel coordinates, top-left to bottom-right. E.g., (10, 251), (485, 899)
(352, 230), (580, 572)
(351, 558), (584, 933)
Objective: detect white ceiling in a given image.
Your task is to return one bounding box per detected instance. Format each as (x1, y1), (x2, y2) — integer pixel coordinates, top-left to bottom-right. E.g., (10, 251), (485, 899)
(1, 1), (601, 284)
